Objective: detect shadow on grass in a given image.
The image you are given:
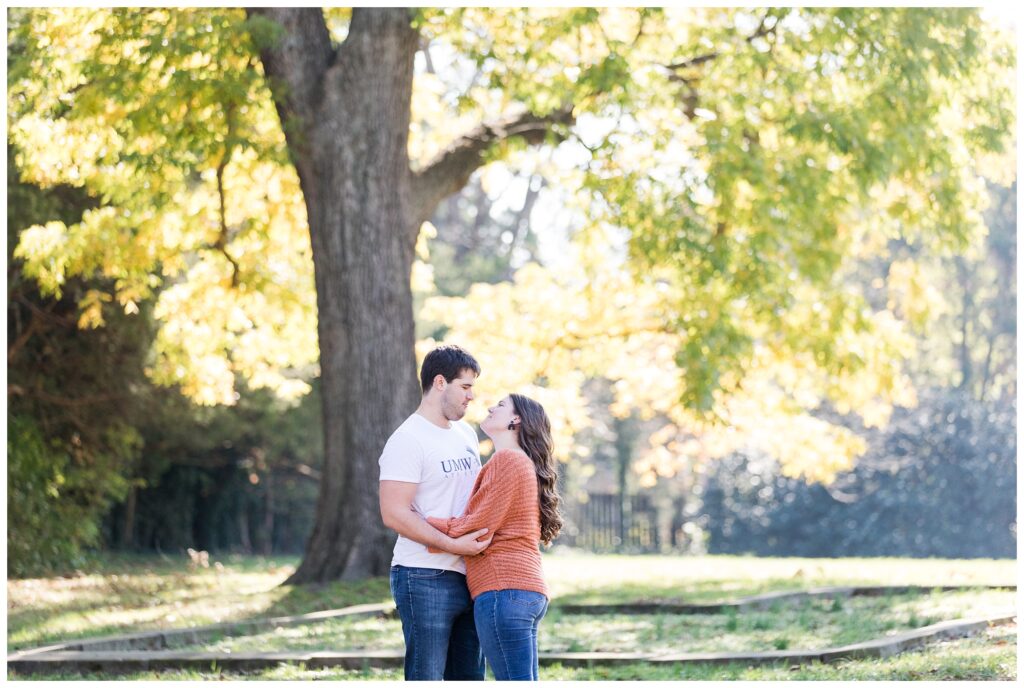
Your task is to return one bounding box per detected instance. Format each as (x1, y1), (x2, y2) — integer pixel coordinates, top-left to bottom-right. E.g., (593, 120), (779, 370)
(6, 553), (363, 650)
(244, 576), (393, 619)
(0, 571), (870, 651)
(7, 571), (394, 652)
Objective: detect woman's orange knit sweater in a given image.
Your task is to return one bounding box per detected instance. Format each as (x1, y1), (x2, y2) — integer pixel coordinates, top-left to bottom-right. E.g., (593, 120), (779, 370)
(427, 448), (547, 600)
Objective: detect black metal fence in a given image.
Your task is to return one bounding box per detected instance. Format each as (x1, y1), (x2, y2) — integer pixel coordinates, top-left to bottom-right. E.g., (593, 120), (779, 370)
(559, 493), (660, 552)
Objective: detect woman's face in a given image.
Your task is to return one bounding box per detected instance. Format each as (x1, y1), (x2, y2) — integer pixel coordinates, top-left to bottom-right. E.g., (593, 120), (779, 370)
(480, 395), (518, 437)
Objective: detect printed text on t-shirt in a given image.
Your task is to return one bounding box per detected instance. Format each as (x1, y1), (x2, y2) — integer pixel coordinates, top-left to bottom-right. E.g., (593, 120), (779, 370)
(440, 450), (477, 476)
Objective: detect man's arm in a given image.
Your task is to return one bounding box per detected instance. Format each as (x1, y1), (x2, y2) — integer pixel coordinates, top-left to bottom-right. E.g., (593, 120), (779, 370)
(425, 454), (515, 539)
(379, 480), (492, 556)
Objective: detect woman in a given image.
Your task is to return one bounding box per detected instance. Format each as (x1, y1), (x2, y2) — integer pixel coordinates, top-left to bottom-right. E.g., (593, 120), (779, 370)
(426, 393), (562, 681)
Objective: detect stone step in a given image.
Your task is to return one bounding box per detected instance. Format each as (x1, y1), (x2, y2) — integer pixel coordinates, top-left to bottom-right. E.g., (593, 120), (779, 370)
(558, 584), (1016, 615)
(7, 612), (1015, 676)
(7, 602), (396, 658)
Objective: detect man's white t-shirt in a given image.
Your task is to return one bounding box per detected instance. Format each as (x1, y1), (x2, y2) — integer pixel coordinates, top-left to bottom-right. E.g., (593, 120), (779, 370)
(379, 413), (481, 574)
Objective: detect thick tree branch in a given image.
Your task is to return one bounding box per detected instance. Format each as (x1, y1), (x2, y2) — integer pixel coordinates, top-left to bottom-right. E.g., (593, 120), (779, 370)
(214, 155), (241, 288)
(213, 101), (241, 288)
(246, 8), (334, 167)
(409, 106), (575, 231)
(420, 37), (436, 74)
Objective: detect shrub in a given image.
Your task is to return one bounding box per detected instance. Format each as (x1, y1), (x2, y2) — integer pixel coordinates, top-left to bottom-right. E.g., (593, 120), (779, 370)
(7, 415), (134, 576)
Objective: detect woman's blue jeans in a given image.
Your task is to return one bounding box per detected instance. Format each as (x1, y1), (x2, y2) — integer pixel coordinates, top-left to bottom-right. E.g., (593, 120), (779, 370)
(390, 566), (485, 681)
(474, 589), (549, 681)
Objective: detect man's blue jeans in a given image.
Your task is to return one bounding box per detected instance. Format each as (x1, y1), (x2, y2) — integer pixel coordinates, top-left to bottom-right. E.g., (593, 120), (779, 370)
(390, 565), (485, 681)
(474, 589), (549, 681)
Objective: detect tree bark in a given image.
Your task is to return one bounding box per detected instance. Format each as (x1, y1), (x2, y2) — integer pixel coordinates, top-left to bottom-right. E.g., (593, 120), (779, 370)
(250, 8), (574, 582)
(253, 7), (421, 582)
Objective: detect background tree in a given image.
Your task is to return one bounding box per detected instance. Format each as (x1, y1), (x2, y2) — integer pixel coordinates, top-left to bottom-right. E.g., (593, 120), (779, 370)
(108, 383), (323, 557)
(428, 171), (545, 296)
(7, 139), (326, 574)
(690, 175), (1016, 558)
(7, 148), (141, 574)
(698, 388), (1016, 558)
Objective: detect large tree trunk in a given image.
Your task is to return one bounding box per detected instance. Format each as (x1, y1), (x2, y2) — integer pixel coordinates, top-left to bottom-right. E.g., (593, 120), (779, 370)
(297, 11), (421, 582)
(253, 8), (421, 582)
(250, 8), (573, 583)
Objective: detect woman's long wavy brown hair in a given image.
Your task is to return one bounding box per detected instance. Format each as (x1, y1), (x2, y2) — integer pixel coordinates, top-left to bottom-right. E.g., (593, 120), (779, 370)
(509, 393), (563, 546)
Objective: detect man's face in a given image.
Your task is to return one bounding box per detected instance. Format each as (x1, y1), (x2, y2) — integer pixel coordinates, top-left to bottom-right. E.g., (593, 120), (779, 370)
(440, 369), (477, 421)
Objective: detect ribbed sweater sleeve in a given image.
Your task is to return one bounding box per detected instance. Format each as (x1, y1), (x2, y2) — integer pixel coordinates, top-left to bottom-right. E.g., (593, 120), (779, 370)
(426, 450), (529, 538)
(426, 448), (547, 599)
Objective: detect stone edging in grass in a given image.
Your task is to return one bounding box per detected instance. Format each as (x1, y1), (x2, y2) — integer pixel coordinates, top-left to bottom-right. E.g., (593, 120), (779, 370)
(7, 584), (1014, 674)
(6, 649), (406, 674)
(640, 615), (1015, 667)
(6, 613), (1015, 675)
(557, 584), (1017, 615)
(6, 602), (395, 658)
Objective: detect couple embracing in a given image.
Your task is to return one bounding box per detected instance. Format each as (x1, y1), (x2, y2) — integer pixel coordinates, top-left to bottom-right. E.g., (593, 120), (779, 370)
(379, 345), (562, 681)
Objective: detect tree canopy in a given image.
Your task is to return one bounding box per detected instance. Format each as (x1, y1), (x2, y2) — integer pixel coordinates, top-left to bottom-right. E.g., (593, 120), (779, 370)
(8, 7), (1015, 489)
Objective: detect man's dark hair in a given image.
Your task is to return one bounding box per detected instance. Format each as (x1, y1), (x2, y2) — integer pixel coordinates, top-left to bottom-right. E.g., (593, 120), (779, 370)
(420, 345), (481, 393)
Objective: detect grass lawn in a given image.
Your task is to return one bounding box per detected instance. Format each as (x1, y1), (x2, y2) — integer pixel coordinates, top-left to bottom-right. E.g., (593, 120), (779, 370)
(7, 551), (1017, 680)
(8, 625), (1017, 681)
(6, 553), (386, 651)
(184, 589), (1013, 655)
(541, 552), (1016, 604)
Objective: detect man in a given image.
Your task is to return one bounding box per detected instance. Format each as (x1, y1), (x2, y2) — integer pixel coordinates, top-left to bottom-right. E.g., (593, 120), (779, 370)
(379, 344), (491, 681)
